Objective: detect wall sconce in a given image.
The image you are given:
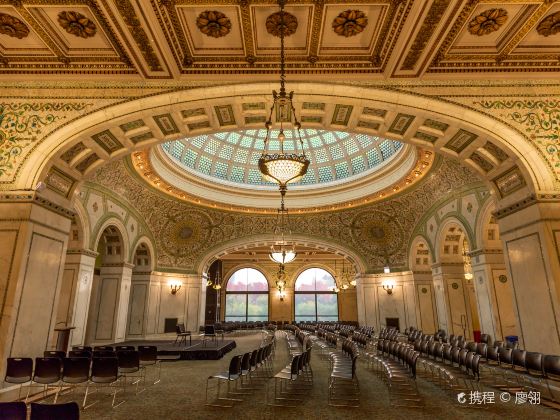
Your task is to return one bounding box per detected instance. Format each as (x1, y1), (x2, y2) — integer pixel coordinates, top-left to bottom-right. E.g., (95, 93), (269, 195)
(382, 280), (395, 295)
(278, 289), (285, 302)
(384, 266), (391, 274)
(169, 279), (182, 295)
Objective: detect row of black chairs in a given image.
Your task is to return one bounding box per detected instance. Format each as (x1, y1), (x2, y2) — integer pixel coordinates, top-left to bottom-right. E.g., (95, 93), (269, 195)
(326, 339), (359, 407)
(5, 346), (160, 408)
(205, 335), (276, 407)
(0, 401), (79, 420)
(351, 332), (369, 348)
(268, 331), (313, 407)
(367, 339), (423, 408)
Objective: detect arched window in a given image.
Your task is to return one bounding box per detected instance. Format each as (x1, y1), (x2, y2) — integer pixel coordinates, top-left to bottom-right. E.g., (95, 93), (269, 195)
(225, 268), (269, 321)
(294, 268), (338, 322)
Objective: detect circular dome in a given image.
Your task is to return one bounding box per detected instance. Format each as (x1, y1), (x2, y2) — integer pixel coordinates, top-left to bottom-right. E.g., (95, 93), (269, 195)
(160, 129), (404, 189)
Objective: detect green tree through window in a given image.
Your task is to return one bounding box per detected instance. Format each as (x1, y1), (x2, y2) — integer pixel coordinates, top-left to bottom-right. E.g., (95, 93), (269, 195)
(225, 268), (269, 321)
(294, 268), (338, 322)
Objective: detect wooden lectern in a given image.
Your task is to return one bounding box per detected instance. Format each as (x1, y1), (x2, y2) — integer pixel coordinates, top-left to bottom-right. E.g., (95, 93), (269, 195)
(54, 325), (75, 352)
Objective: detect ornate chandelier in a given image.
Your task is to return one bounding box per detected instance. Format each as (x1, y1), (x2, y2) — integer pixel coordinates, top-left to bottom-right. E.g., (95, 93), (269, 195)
(258, 0), (309, 193)
(275, 264), (287, 301)
(269, 193), (297, 264)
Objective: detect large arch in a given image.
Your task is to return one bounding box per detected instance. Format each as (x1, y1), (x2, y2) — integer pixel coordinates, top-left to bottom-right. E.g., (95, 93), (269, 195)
(20, 83), (552, 206)
(196, 233), (368, 277)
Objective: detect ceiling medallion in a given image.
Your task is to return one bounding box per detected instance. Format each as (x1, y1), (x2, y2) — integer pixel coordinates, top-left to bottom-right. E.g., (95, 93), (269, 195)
(196, 10), (231, 38)
(468, 8), (508, 36)
(332, 10), (368, 38)
(266, 10), (298, 37)
(537, 11), (560, 37)
(0, 13), (29, 39)
(58, 11), (97, 38)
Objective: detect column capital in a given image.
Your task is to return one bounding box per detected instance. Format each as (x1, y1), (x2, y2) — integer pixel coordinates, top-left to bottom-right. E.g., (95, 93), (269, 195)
(67, 248), (99, 258)
(467, 248), (503, 258)
(0, 190), (75, 220)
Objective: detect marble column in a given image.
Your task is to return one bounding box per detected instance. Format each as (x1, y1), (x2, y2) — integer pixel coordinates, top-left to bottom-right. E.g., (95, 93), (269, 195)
(468, 248), (517, 343)
(411, 271), (438, 334)
(496, 199), (560, 353)
(61, 249), (97, 347)
(0, 192), (73, 386)
(431, 262), (477, 340)
(86, 262), (133, 344)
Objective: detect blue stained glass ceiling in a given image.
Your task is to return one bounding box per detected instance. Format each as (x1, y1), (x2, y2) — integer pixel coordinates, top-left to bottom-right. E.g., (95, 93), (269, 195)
(160, 129), (403, 188)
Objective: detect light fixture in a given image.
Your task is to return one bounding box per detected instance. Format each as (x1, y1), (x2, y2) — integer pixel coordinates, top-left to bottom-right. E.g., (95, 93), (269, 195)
(258, 0), (309, 193)
(206, 265), (222, 290)
(269, 193), (297, 264)
(382, 279), (395, 295)
(383, 266), (391, 274)
(276, 264), (287, 301)
(462, 239), (474, 281)
(169, 279), (182, 295)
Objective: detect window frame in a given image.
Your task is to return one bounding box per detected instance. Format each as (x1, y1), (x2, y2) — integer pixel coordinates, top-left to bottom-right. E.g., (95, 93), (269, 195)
(294, 267), (339, 322)
(224, 267), (270, 322)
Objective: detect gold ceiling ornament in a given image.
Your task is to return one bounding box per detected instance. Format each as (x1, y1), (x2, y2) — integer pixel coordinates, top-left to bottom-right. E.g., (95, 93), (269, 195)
(57, 11), (97, 39)
(266, 9), (298, 37)
(468, 8), (508, 36)
(332, 10), (368, 38)
(0, 13), (29, 39)
(537, 11), (560, 37)
(196, 10), (232, 38)
(259, 0), (309, 193)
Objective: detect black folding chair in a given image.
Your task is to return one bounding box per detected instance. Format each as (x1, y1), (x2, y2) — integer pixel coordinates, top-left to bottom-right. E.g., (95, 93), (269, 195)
(26, 357), (62, 402)
(56, 357), (90, 406)
(30, 402), (79, 420)
(138, 345), (161, 385)
(0, 402), (26, 420)
(84, 357), (124, 408)
(4, 358), (33, 401)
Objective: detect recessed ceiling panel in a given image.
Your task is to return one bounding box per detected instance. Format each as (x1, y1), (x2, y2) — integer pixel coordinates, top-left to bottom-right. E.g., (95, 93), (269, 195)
(319, 4), (387, 55)
(177, 6), (244, 56)
(0, 6), (52, 56)
(252, 5), (311, 55)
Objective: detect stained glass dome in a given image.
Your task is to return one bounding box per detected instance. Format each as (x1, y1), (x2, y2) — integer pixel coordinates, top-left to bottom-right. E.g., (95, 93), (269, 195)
(160, 129), (403, 188)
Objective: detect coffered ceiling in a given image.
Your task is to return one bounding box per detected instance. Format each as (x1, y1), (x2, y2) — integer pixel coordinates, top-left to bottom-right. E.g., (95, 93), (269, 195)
(1, 0), (559, 80)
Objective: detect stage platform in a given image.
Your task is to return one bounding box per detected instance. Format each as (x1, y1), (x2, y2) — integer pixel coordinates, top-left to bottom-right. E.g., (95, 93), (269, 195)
(111, 338), (237, 361)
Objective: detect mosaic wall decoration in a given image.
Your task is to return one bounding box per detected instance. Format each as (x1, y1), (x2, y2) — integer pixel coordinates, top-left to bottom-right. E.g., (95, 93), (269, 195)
(357, 120), (380, 130)
(468, 8), (507, 36)
(58, 11), (97, 39)
(60, 142), (87, 164)
(0, 13), (29, 39)
(242, 103), (265, 111)
(493, 166), (526, 197)
(331, 104), (353, 126)
(332, 10), (368, 38)
(182, 108), (206, 119)
(302, 102), (325, 111)
(474, 99), (560, 184)
(483, 141), (509, 163)
(444, 129), (478, 153)
(301, 116), (323, 123)
(91, 130), (123, 154)
(388, 113), (415, 135)
(0, 102), (91, 182)
(187, 121), (211, 130)
(470, 152), (494, 173)
(362, 107), (387, 118)
(75, 153), (100, 174)
(423, 119), (449, 132)
(244, 115), (266, 124)
(196, 10), (231, 38)
(119, 119), (145, 132)
(153, 113), (180, 135)
(414, 131), (438, 143)
(130, 132), (154, 144)
(214, 105), (236, 126)
(46, 167), (75, 197)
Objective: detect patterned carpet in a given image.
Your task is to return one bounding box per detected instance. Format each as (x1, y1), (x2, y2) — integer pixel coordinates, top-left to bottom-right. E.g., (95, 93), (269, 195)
(51, 332), (558, 420)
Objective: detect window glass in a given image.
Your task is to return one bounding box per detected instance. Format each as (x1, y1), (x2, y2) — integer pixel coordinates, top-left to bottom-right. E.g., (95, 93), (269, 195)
(294, 268), (338, 322)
